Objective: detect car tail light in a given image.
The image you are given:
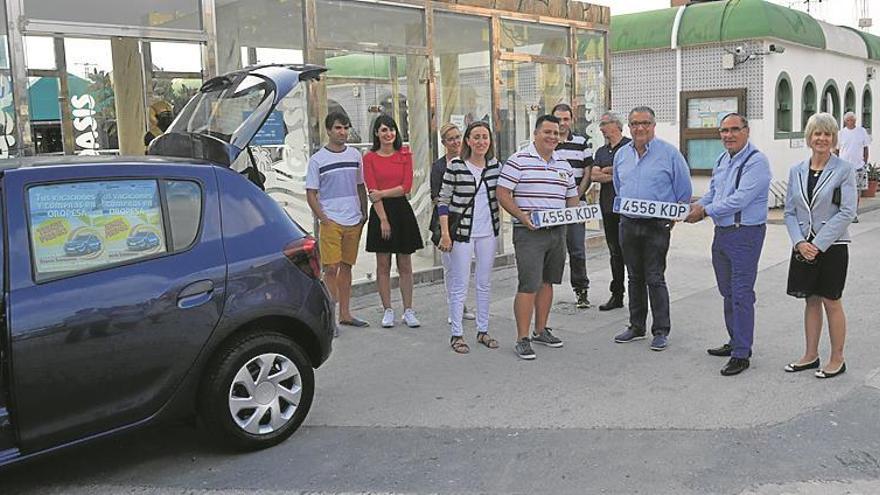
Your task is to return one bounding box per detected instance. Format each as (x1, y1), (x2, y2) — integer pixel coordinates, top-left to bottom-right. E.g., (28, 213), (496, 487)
(283, 236), (321, 279)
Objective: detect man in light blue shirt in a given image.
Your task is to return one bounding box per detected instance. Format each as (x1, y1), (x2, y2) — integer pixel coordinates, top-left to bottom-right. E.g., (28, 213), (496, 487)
(685, 112), (771, 376)
(612, 106), (692, 351)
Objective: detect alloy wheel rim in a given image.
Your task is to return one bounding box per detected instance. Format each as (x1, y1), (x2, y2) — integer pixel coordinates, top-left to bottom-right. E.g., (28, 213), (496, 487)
(228, 352), (302, 435)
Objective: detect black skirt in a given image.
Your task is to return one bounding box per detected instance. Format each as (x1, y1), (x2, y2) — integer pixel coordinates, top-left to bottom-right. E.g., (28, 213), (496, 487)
(786, 244), (849, 300)
(366, 196), (424, 254)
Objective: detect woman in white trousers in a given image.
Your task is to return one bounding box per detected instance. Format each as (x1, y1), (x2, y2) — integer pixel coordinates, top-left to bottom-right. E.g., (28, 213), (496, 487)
(438, 121), (501, 354)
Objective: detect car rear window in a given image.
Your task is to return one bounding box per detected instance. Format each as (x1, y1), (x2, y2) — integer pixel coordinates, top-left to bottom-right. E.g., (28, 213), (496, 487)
(27, 179), (168, 281)
(164, 180), (202, 251)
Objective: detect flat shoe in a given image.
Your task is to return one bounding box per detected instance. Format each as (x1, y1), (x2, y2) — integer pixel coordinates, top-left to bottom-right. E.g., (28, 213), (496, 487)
(783, 358), (820, 372)
(816, 362), (846, 379)
(339, 317), (370, 328)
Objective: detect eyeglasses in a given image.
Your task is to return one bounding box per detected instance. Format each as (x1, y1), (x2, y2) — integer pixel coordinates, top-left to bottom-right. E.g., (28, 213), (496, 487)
(628, 120), (654, 128)
(444, 135), (462, 142)
(718, 126), (746, 134)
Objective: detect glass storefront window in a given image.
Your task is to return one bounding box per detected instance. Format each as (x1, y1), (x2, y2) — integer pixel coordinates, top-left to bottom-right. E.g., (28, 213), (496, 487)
(317, 49), (431, 279)
(23, 0), (202, 30)
(500, 20), (569, 58)
(27, 76), (62, 154)
(64, 38), (117, 155)
(0, 2), (17, 159)
(497, 60), (571, 252)
(24, 36), (56, 70)
(575, 29), (606, 146)
(149, 41), (202, 73)
(433, 12), (492, 134)
(145, 41), (203, 126)
(316, 0), (425, 49)
(216, 0), (305, 73)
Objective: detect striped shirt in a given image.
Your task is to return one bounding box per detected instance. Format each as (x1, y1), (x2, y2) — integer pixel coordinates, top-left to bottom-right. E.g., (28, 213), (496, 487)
(555, 133), (593, 180)
(305, 146), (364, 226)
(437, 157), (501, 242)
(498, 143), (578, 216)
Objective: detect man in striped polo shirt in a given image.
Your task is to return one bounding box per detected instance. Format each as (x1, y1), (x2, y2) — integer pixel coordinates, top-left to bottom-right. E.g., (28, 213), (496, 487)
(553, 103), (594, 309)
(498, 115), (580, 360)
(306, 112), (369, 332)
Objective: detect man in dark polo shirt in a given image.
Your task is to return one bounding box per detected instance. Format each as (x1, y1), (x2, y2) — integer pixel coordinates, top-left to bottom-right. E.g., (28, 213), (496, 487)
(590, 111), (631, 311)
(552, 103), (593, 309)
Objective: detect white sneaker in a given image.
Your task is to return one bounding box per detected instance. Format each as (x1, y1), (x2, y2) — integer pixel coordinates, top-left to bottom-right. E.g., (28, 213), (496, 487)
(403, 308), (421, 328)
(381, 308), (395, 328)
(463, 306), (476, 320)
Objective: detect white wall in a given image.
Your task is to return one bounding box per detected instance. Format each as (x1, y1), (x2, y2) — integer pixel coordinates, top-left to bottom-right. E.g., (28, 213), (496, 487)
(761, 40), (879, 178)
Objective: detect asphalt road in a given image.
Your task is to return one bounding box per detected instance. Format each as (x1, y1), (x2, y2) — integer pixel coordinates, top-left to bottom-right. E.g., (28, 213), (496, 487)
(2, 210), (880, 495)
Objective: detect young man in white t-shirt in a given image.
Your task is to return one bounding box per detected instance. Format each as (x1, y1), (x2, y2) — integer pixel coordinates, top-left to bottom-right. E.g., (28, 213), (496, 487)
(836, 111), (870, 221)
(306, 112), (369, 328)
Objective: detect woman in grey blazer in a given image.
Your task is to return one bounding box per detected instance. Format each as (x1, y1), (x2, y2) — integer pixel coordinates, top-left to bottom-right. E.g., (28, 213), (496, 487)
(783, 113), (857, 379)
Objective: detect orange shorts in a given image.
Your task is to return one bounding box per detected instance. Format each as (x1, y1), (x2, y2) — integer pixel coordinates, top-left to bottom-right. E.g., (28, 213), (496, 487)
(318, 220), (363, 266)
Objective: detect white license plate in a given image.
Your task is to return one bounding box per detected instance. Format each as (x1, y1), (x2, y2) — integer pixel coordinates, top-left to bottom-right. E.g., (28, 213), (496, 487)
(612, 197), (690, 220)
(530, 204), (603, 228)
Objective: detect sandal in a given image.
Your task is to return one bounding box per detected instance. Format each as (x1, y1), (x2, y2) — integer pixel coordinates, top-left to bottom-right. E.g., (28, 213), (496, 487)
(476, 332), (499, 349)
(450, 336), (470, 354)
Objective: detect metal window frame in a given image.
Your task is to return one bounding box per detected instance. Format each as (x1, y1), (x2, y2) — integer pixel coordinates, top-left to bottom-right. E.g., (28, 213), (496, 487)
(6, 0), (215, 155)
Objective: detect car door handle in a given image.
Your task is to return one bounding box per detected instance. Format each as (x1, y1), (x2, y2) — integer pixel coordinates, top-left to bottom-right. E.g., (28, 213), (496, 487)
(178, 280), (214, 309)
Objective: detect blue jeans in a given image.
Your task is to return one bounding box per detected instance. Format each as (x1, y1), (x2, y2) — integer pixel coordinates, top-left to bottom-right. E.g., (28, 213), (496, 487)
(711, 224), (766, 359)
(566, 221), (590, 292)
(619, 217), (671, 335)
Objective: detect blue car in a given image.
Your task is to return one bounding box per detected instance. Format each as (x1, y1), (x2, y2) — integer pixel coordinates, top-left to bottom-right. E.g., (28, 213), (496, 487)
(0, 65), (333, 467)
(126, 230), (161, 251)
(63, 233), (102, 256)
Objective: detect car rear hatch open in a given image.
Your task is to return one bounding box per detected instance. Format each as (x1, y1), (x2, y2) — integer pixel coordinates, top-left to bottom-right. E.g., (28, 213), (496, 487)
(147, 64), (326, 167)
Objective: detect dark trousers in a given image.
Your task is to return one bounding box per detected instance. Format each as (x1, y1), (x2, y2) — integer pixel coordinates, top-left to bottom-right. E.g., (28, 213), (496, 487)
(566, 221), (590, 292)
(602, 211), (625, 295)
(711, 224), (765, 359)
(619, 217), (671, 335)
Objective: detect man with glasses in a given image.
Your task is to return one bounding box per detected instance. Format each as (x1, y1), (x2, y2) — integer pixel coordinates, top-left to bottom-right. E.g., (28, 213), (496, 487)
(431, 123), (476, 322)
(552, 103), (594, 309)
(612, 106), (692, 351)
(685, 113), (771, 375)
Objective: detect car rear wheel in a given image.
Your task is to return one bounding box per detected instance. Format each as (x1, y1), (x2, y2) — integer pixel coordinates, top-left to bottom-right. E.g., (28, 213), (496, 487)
(199, 331), (314, 450)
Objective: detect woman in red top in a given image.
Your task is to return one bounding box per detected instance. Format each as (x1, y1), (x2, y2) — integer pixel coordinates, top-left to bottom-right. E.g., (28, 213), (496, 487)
(363, 115), (424, 328)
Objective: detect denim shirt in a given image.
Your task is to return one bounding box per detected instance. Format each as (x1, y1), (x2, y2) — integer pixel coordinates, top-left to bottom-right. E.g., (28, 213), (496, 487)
(697, 142), (772, 227)
(612, 138), (692, 217)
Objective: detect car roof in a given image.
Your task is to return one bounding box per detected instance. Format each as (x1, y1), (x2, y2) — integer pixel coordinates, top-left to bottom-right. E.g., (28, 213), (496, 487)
(0, 155), (215, 172)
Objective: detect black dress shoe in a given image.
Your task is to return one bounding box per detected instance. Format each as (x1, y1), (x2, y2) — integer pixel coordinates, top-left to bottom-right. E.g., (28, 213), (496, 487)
(599, 294), (624, 311)
(721, 357), (750, 376)
(707, 343), (732, 357)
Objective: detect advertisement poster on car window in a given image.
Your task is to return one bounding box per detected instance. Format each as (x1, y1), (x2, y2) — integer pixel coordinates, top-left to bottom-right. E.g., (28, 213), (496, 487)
(28, 180), (166, 276)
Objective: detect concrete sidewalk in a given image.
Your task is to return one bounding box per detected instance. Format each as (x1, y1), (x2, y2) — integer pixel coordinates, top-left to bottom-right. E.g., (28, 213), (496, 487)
(313, 208), (880, 432)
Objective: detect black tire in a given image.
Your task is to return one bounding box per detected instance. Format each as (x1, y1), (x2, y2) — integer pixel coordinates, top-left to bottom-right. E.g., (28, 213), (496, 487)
(198, 331), (314, 450)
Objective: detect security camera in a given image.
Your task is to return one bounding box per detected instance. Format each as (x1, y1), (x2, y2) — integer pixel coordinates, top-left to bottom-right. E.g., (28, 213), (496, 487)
(734, 46), (744, 55)
(768, 44), (785, 54)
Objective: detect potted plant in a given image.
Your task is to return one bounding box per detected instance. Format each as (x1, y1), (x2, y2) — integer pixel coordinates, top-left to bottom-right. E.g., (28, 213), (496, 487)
(864, 163), (879, 198)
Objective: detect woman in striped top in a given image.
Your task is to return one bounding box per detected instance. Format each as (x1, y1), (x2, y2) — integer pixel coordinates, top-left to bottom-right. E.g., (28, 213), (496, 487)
(437, 121), (501, 353)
